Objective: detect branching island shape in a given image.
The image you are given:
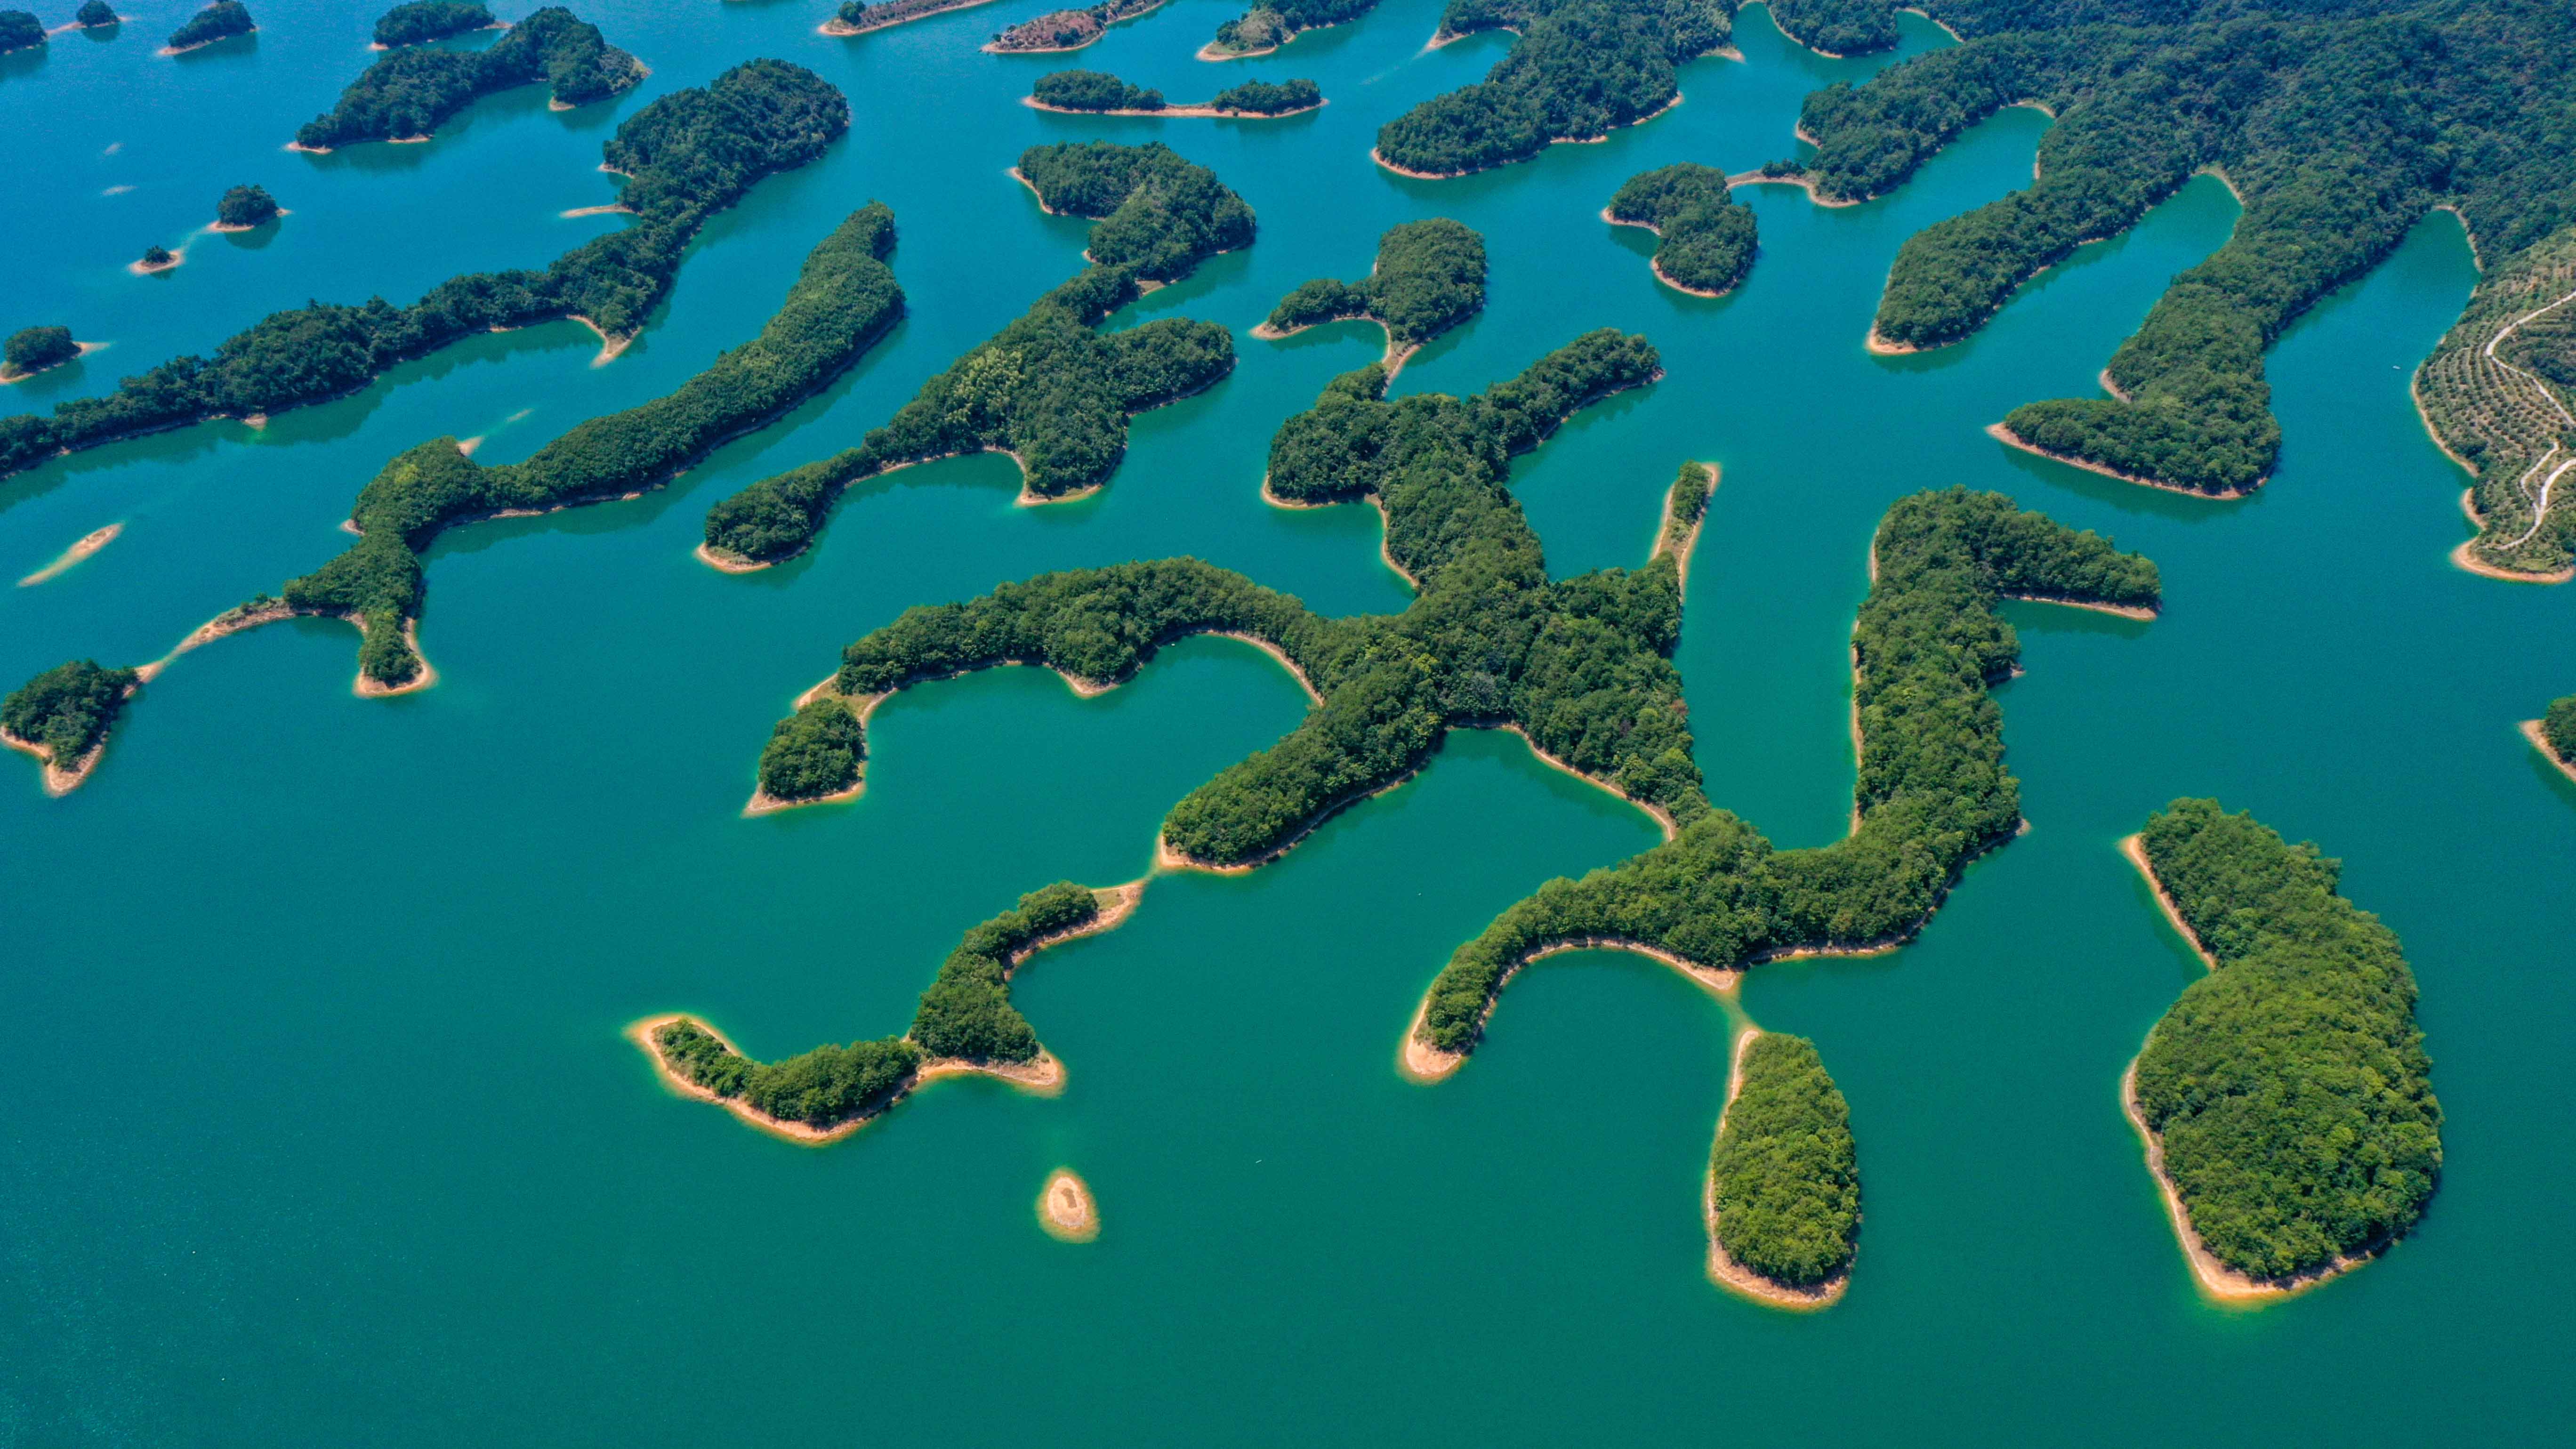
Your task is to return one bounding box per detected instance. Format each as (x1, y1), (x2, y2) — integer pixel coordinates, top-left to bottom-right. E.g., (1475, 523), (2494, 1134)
(295, 6), (641, 152)
(698, 141), (1250, 569)
(2122, 799), (2441, 1298)
(1604, 162), (1759, 297)
(1789, 0), (2576, 575)
(1255, 217), (1486, 375)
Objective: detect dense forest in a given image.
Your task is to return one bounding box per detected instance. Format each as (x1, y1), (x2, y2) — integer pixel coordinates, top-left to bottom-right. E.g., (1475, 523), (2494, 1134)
(650, 883), (1110, 1130)
(249, 202), (901, 690)
(2545, 694), (2576, 764)
(165, 1), (251, 51)
(372, 1), (493, 47)
(1, 660), (138, 775)
(1606, 162), (1759, 296)
(0, 59), (846, 489)
(298, 6), (641, 150)
(215, 184), (279, 227)
(1708, 1033), (1861, 1289)
(78, 2), (118, 30)
(1263, 218), (1487, 347)
(3, 327), (78, 379)
(1206, 0), (1377, 55)
(700, 142), (1248, 566)
(1794, 0), (2576, 534)
(1031, 69), (1164, 111)
(1414, 486), (2159, 1054)
(1768, 0), (1896, 56)
(757, 327), (1682, 867)
(0, 9), (41, 51)
(1374, 0), (1728, 177)
(1209, 77), (1321, 113)
(2131, 798), (2441, 1283)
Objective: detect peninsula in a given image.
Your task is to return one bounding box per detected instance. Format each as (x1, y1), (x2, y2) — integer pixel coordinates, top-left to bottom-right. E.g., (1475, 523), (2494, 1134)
(1, 59), (848, 489)
(635, 882), (1141, 1143)
(1604, 162), (1759, 298)
(820, 0), (999, 37)
(2122, 800), (2441, 1298)
(1787, 0), (2576, 566)
(1255, 217), (1484, 375)
(295, 6), (641, 152)
(699, 141), (1250, 569)
(1372, 0), (1721, 177)
(372, 2), (496, 48)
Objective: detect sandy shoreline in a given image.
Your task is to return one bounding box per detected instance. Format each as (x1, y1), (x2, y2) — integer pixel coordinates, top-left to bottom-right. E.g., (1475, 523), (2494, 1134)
(2448, 490), (2573, 582)
(139, 601), (435, 699)
(1652, 462), (1718, 597)
(2521, 718), (2576, 785)
(1397, 934), (1738, 1084)
(560, 203), (631, 218)
(2007, 591), (2157, 620)
(1986, 421), (2256, 499)
(567, 314), (632, 366)
(129, 249), (186, 275)
(2117, 836), (2371, 1300)
(1725, 169), (1861, 209)
(0, 340), (108, 386)
(1864, 327), (1923, 355)
(1705, 1026), (1851, 1309)
(1599, 208), (1734, 298)
(2, 719), (116, 797)
(1038, 1168), (1100, 1240)
(18, 521), (122, 586)
(1252, 312), (1418, 378)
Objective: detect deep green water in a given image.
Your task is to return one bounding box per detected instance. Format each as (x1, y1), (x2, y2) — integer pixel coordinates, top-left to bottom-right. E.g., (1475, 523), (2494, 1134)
(3, 2), (2571, 1442)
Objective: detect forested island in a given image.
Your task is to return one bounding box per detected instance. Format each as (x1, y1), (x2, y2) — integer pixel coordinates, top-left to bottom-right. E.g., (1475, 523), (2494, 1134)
(984, 0), (1164, 53)
(1, 660), (139, 795)
(3, 327), (80, 382)
(637, 882), (1137, 1140)
(699, 141), (1249, 567)
(1200, 0), (1375, 58)
(1605, 163), (1758, 297)
(212, 184), (279, 230)
(2527, 694), (2576, 783)
(0, 58), (845, 489)
(162, 0), (251, 54)
(822, 0), (997, 37)
(296, 6), (640, 151)
(2125, 799), (2441, 1296)
(1787, 0), (2576, 572)
(1374, 0), (1723, 178)
(373, 1), (493, 47)
(76, 1), (118, 30)
(1258, 217), (1485, 371)
(1029, 69), (1322, 116)
(0, 9), (43, 52)
(1707, 1031), (1860, 1307)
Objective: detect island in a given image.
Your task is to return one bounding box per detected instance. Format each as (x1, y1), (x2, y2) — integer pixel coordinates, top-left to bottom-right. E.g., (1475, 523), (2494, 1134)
(1786, 0), (2576, 577)
(161, 0), (251, 55)
(722, 270), (2157, 1266)
(1028, 69), (1322, 116)
(1605, 162), (1759, 297)
(634, 882), (1140, 1142)
(699, 141), (1250, 569)
(1037, 1168), (1099, 1241)
(2527, 694), (2576, 784)
(0, 8), (43, 51)
(2, 326), (81, 382)
(295, 6), (641, 152)
(75, 0), (117, 26)
(372, 1), (494, 48)
(983, 0), (1165, 53)
(1, 660), (139, 796)
(1706, 1031), (1859, 1308)
(1256, 217), (1485, 374)
(1764, 0), (1899, 56)
(1199, 0), (1376, 60)
(2122, 800), (2441, 1298)
(211, 183), (279, 230)
(1373, 0), (1721, 178)
(821, 0), (1000, 38)
(3, 59), (847, 486)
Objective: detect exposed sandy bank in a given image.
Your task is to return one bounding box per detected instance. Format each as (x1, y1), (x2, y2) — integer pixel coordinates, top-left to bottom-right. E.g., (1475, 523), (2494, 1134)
(18, 522), (121, 586)
(1037, 1168), (1100, 1240)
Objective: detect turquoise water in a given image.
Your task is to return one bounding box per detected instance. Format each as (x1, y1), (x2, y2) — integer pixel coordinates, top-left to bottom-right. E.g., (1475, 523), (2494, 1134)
(4, 2), (2572, 1441)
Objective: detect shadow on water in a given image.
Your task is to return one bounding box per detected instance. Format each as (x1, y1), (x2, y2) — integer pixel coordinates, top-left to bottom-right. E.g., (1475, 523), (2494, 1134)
(0, 45), (44, 81)
(1999, 598), (2155, 644)
(217, 221), (282, 251)
(1989, 439), (2252, 526)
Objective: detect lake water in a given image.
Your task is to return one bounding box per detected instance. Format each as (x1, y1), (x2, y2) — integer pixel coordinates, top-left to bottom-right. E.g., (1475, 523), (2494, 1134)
(3, 2), (2570, 1442)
